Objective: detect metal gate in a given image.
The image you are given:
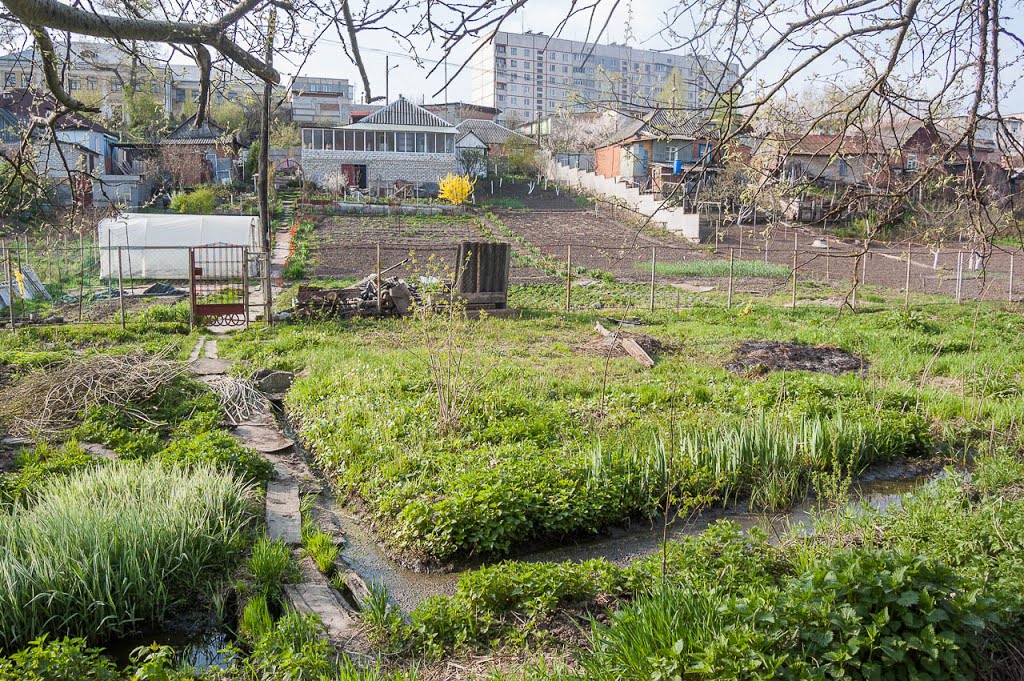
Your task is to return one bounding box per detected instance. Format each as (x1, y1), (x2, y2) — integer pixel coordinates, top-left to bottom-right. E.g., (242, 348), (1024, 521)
(189, 245), (249, 329)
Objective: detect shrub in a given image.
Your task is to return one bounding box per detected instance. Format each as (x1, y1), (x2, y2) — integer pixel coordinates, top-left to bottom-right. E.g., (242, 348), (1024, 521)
(170, 188), (216, 214)
(247, 612), (334, 681)
(0, 461), (255, 648)
(762, 549), (994, 679)
(0, 636), (119, 681)
(159, 415), (274, 485)
(437, 173), (475, 206)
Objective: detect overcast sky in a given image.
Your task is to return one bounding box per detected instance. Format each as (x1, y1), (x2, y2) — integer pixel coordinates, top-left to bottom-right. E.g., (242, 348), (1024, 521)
(276, 0), (1024, 114)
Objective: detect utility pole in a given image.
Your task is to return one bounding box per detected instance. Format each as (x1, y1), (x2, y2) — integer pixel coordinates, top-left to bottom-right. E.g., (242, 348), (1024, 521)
(385, 55), (390, 103)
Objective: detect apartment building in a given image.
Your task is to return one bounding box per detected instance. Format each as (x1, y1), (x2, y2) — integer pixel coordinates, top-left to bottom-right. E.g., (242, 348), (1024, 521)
(470, 31), (738, 125)
(0, 42), (351, 124)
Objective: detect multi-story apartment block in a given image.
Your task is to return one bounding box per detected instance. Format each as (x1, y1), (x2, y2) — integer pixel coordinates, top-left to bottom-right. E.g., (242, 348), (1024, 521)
(0, 42), (351, 126)
(286, 76), (354, 125)
(470, 31), (738, 125)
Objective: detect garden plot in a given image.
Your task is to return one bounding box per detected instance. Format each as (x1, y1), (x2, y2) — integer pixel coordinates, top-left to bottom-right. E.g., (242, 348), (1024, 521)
(309, 214), (487, 281)
(219, 297), (1024, 572)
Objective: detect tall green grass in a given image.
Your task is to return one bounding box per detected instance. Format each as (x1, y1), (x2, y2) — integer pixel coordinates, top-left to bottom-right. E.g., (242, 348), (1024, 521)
(587, 412), (930, 512)
(639, 259), (792, 278)
(0, 461), (255, 649)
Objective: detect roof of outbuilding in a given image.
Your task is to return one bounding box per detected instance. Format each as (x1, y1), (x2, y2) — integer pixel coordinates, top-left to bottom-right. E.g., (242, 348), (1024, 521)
(610, 109), (718, 144)
(455, 119), (535, 145)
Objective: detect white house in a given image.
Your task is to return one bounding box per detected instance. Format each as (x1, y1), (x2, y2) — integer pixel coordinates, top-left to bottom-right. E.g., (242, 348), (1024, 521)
(299, 97), (458, 192)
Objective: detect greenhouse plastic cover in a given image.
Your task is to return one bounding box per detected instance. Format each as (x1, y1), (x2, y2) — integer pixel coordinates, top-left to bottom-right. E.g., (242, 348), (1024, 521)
(97, 213), (259, 280)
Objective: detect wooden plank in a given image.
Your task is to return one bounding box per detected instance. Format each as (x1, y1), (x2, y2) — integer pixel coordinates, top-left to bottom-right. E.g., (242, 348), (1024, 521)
(594, 322), (654, 368)
(342, 570), (374, 611)
(284, 583), (366, 649)
(621, 337), (655, 368)
(266, 479), (302, 545)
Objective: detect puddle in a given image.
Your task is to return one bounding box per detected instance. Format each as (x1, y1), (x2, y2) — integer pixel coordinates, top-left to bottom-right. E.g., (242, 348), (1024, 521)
(104, 626), (234, 671)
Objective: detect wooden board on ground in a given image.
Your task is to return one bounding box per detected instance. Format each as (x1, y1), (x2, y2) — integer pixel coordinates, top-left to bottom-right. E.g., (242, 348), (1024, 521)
(232, 424), (294, 453)
(191, 357), (232, 376)
(594, 322), (655, 368)
(266, 479), (302, 545)
(284, 583), (368, 652)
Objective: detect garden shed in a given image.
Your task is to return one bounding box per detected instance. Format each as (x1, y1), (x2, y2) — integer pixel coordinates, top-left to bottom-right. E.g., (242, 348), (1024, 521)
(97, 213), (259, 280)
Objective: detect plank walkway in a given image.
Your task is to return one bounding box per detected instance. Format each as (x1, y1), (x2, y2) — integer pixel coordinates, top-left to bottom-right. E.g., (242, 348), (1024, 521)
(187, 337), (368, 654)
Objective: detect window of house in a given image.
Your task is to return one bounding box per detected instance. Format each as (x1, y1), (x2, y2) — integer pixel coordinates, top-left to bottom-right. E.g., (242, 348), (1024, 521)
(698, 142), (712, 157)
(111, 81), (122, 91)
(511, 60), (517, 67)
(906, 154), (918, 171)
(550, 65), (556, 72)
(524, 61), (531, 69)
(839, 159), (849, 177)
(323, 129), (334, 150)
(511, 48), (518, 55)
(523, 49), (531, 56)
(21, 75), (31, 87)
(496, 45), (506, 53)
(667, 146), (679, 161)
(303, 129), (313, 148)
(4, 73), (14, 88)
(312, 128), (324, 149)
(69, 78), (80, 91)
(497, 95), (506, 102)
(510, 96), (518, 105)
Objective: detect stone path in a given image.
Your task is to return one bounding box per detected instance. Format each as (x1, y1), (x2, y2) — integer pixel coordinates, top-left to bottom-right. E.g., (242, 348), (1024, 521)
(187, 335), (366, 650)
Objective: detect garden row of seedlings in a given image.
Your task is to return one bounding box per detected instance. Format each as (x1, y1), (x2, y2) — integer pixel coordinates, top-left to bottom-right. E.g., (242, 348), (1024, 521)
(189, 336), (372, 659)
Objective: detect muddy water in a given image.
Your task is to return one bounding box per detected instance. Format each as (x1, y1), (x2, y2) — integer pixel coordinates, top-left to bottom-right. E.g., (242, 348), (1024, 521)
(332, 461), (946, 613)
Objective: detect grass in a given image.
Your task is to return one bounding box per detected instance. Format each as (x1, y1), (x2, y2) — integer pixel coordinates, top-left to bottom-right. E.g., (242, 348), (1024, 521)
(0, 460), (255, 649)
(218, 288), (1024, 564)
(302, 520), (341, 574)
(640, 258), (793, 278)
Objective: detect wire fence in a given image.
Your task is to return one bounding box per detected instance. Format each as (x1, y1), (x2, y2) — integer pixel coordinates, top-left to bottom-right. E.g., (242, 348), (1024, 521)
(301, 236), (1022, 313)
(0, 239), (271, 328)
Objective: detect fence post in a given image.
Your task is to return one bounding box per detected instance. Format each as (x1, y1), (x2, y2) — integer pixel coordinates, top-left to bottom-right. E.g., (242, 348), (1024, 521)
(956, 250), (964, 304)
(6, 246), (15, 329)
(565, 244), (572, 313)
(117, 247), (126, 329)
(242, 247), (251, 329)
(188, 249), (197, 332)
(825, 242), (830, 281)
(649, 246), (656, 312)
(851, 256), (858, 311)
(1009, 254), (1015, 303)
(904, 244), (912, 310)
(791, 252), (798, 309)
(376, 244), (382, 314)
(727, 248), (734, 309)
(79, 233), (85, 323)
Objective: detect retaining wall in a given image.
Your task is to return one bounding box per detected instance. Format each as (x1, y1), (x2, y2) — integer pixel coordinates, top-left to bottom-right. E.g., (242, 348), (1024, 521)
(542, 155), (705, 242)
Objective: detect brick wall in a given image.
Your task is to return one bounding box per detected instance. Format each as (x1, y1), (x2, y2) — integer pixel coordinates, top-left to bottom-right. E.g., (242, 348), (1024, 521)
(301, 150), (458, 188)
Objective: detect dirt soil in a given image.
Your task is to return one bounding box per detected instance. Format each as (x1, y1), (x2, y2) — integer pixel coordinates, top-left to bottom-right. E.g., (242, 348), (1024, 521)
(725, 340), (868, 376)
(579, 330), (669, 359)
(311, 215), (483, 280)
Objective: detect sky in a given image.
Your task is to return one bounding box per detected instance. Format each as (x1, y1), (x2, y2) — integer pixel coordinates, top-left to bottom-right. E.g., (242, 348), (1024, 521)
(277, 0), (1024, 115)
(284, 0), (688, 105)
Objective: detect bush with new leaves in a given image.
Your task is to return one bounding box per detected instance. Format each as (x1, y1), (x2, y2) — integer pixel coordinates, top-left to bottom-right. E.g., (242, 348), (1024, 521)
(170, 187), (216, 214)
(438, 173), (475, 206)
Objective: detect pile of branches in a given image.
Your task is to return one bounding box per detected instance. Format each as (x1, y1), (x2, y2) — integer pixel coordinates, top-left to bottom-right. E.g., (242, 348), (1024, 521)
(203, 374), (269, 425)
(0, 349), (187, 436)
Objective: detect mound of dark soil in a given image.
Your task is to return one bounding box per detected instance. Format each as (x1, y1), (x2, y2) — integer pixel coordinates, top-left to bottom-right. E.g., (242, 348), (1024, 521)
(725, 340), (867, 376)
